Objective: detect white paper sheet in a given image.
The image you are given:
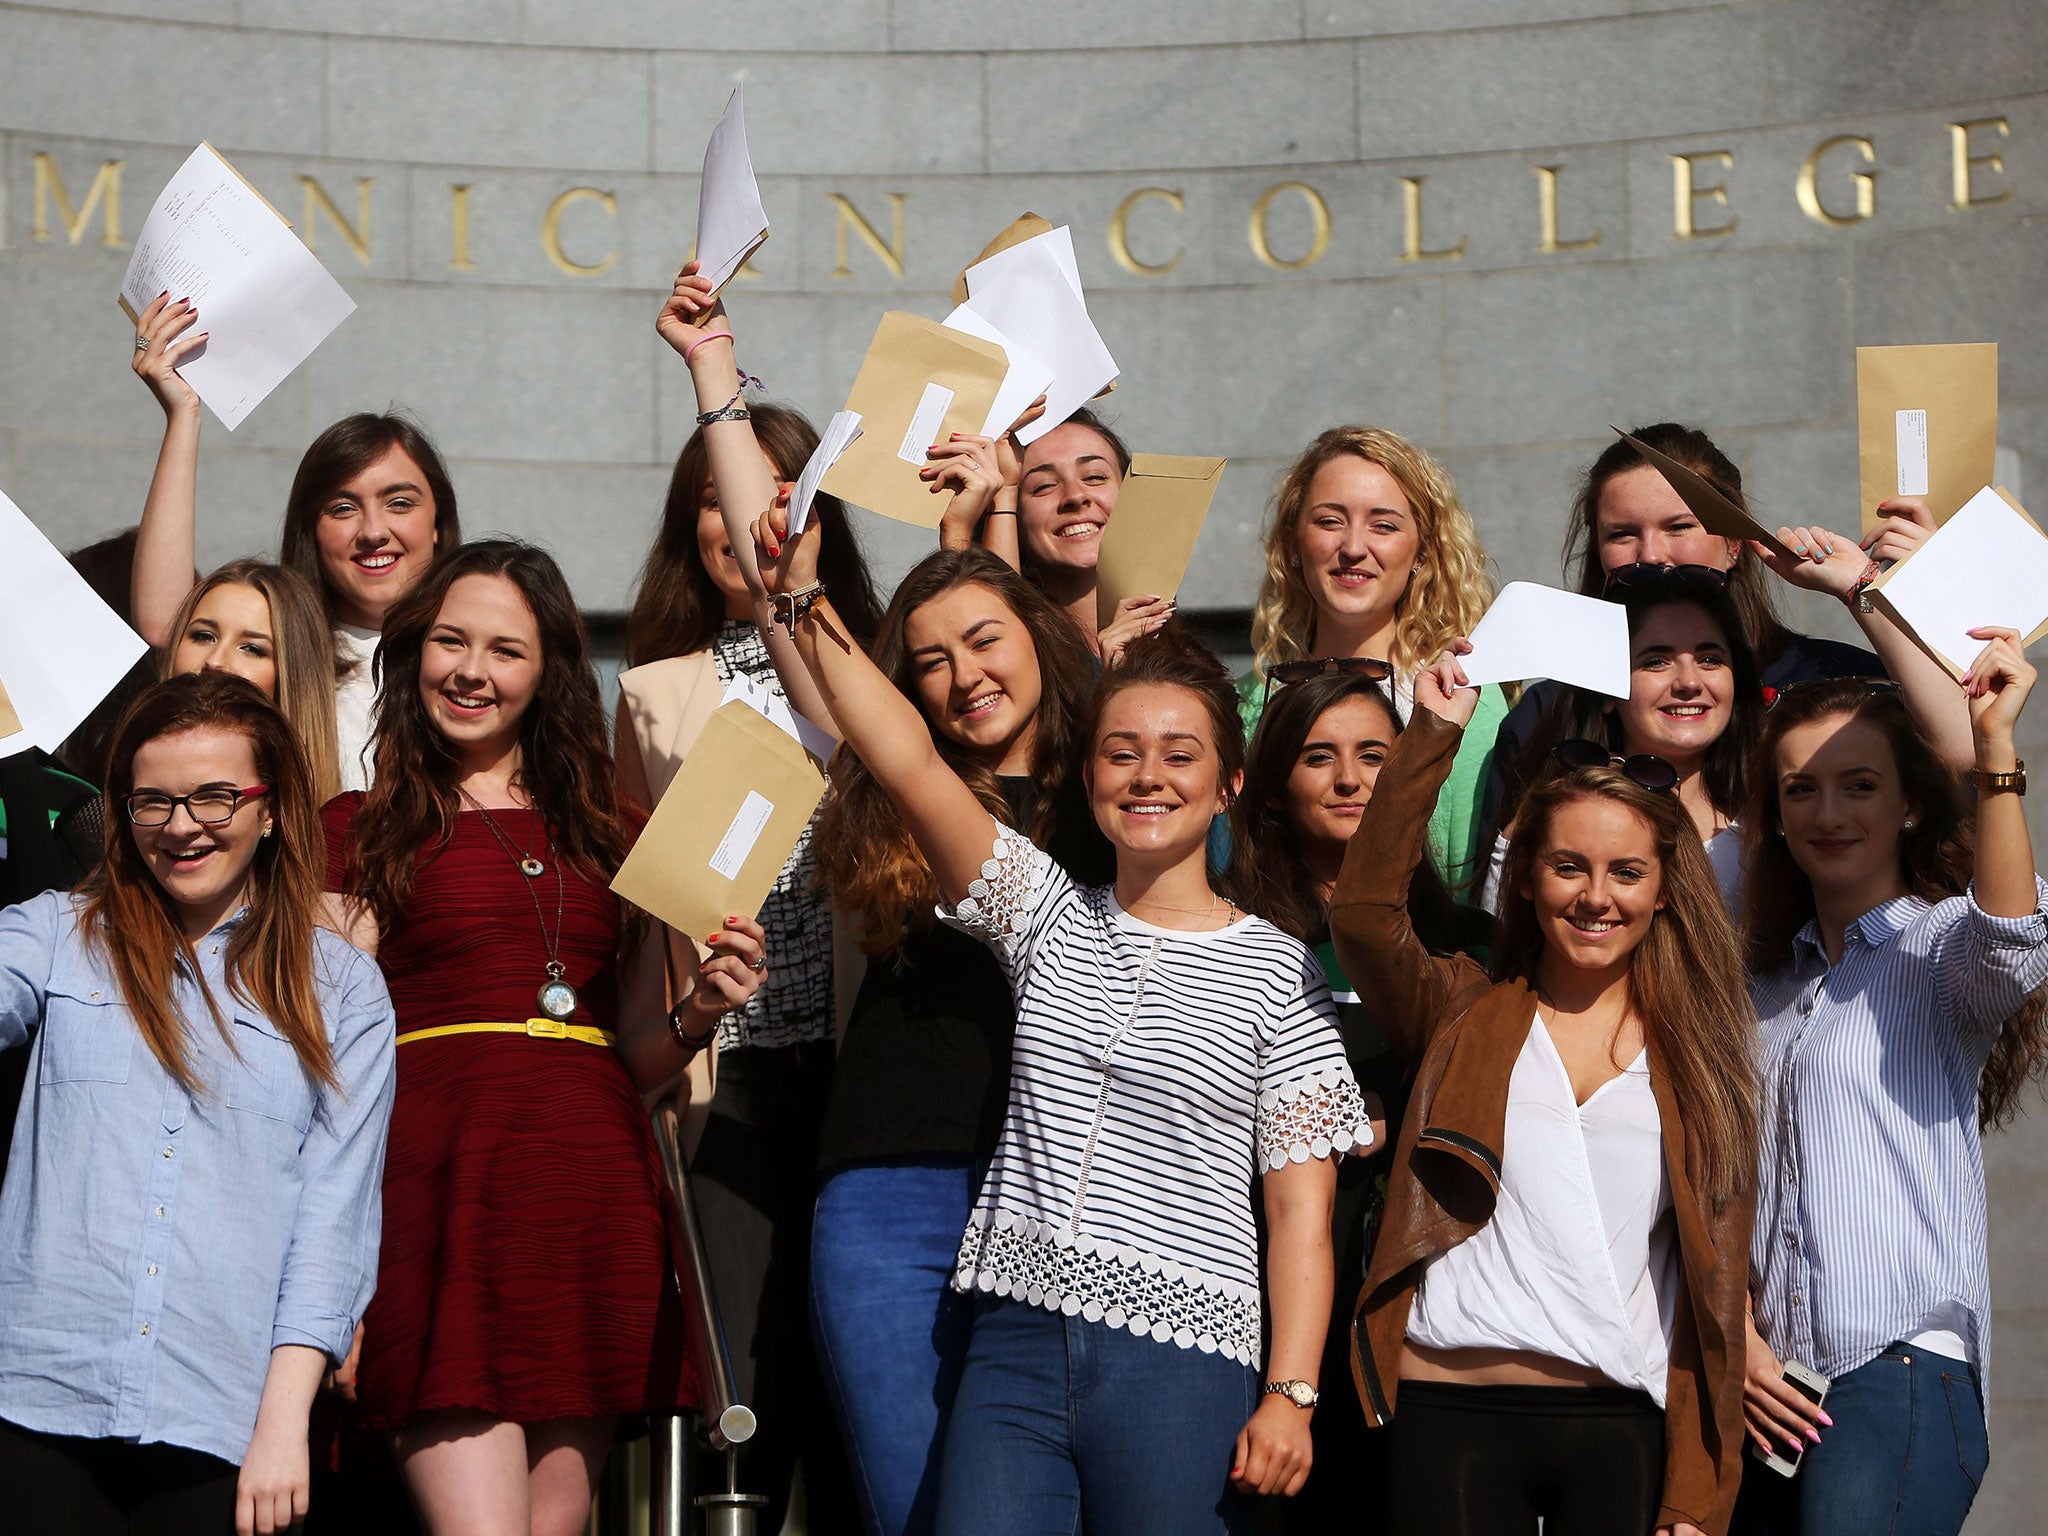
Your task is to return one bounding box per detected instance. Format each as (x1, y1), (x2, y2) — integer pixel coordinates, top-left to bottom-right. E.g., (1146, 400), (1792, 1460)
(965, 225), (1086, 309)
(719, 672), (837, 765)
(789, 410), (862, 537)
(941, 304), (1058, 439)
(0, 489), (150, 758)
(1873, 485), (2048, 674)
(1459, 582), (1632, 699)
(961, 231), (1117, 445)
(693, 85), (770, 294)
(119, 143), (355, 431)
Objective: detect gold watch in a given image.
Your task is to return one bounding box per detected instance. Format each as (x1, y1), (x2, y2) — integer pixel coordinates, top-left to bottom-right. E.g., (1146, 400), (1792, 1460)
(1970, 760), (2026, 796)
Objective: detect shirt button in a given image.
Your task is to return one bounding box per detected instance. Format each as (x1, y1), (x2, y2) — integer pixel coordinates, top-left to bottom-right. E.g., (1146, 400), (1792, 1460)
(89, 990), (101, 1000)
(139, 1324), (151, 1336)
(147, 1264), (158, 1276)
(1791, 1293), (1803, 1307)
(162, 1148), (174, 1159)
(154, 1205), (165, 1218)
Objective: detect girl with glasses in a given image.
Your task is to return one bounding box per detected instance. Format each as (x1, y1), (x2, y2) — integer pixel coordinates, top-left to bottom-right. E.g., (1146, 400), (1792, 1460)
(0, 672), (396, 1536)
(1330, 643), (1758, 1536)
(1241, 428), (1502, 893)
(1732, 645), (2048, 1536)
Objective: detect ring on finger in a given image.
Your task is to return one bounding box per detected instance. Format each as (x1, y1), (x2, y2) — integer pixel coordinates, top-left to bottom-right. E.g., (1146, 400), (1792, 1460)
(749, 955), (768, 972)
(134, 336), (150, 352)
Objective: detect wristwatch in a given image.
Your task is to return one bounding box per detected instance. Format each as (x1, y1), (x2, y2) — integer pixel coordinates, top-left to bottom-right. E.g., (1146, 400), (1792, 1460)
(1265, 1379), (1319, 1409)
(1970, 760), (2026, 796)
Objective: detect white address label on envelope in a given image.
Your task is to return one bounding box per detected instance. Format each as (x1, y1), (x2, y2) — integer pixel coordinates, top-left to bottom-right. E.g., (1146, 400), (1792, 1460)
(709, 790), (775, 880)
(1895, 409), (1931, 497)
(898, 383), (956, 466)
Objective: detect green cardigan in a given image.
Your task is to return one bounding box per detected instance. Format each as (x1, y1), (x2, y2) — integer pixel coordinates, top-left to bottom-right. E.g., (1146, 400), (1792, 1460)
(1236, 670), (1507, 895)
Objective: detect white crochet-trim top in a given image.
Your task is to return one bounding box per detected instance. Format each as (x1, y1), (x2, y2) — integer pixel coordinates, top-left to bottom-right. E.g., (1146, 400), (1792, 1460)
(939, 819), (1373, 1366)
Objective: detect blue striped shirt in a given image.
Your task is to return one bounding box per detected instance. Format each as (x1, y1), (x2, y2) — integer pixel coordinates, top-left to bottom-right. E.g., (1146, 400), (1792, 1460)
(1749, 879), (2048, 1384)
(0, 892), (396, 1464)
(939, 821), (1371, 1367)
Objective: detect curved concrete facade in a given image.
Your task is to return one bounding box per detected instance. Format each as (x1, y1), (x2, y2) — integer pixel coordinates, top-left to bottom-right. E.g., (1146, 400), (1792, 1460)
(0, 3), (2043, 1525)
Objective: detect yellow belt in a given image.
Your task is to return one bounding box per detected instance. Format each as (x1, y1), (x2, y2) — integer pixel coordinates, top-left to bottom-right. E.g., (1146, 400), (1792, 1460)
(394, 1018), (617, 1048)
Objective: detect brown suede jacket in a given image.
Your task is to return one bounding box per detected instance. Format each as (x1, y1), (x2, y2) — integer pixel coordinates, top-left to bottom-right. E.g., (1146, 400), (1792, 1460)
(1327, 708), (1754, 1536)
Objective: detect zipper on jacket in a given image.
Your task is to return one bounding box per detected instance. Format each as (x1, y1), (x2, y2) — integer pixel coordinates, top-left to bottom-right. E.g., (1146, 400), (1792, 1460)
(1416, 1125), (1502, 1181)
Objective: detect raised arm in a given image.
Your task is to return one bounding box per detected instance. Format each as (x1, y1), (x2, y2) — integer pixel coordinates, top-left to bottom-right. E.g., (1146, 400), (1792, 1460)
(1327, 646), (1493, 1059)
(1756, 503), (1971, 771)
(129, 293), (208, 646)
(752, 504), (1000, 906)
(656, 265), (839, 734)
(1961, 627), (2037, 919)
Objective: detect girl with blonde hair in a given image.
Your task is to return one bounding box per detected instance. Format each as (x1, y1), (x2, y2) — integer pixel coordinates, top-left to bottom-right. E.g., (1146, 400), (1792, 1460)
(1242, 427), (1504, 889)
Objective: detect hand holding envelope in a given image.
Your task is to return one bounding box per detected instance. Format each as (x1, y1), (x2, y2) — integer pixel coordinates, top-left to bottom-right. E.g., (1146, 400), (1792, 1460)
(1458, 582), (1632, 699)
(1094, 455), (1227, 628)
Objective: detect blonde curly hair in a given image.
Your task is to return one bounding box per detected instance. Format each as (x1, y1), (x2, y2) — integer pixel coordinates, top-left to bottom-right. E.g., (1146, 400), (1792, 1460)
(1248, 426), (1494, 680)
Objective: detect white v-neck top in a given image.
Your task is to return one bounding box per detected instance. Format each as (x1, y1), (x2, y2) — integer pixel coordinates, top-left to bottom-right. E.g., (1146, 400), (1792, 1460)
(1406, 1012), (1679, 1405)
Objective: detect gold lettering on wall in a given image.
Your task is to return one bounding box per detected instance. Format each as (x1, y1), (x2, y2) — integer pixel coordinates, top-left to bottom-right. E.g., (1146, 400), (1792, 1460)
(447, 184), (476, 272)
(1108, 187), (1186, 276)
(32, 153), (124, 249)
(1248, 182), (1331, 272)
(1533, 166), (1600, 254)
(1796, 135), (1877, 227)
(827, 193), (907, 280)
(1671, 151), (1737, 239)
(542, 187), (620, 277)
(1399, 176), (1465, 262)
(1947, 118), (2012, 210)
(299, 176), (373, 266)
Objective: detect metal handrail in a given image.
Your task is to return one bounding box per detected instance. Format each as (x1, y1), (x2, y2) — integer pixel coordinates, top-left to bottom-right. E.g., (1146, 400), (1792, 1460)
(648, 1100), (765, 1536)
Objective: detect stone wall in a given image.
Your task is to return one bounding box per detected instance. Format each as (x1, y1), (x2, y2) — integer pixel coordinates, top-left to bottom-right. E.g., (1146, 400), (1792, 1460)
(1, 3), (2042, 1525)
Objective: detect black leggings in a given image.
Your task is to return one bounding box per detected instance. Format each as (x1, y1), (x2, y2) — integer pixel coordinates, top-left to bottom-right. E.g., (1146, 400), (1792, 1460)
(0, 1418), (238, 1536)
(1391, 1381), (1665, 1536)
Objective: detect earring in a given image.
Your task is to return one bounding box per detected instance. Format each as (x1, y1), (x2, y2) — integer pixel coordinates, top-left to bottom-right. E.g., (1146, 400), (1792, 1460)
(261, 827), (273, 839)
(1902, 818), (1915, 830)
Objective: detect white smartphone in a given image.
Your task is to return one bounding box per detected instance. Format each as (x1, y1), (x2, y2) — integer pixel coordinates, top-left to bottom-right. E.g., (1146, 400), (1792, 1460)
(1751, 1359), (1831, 1477)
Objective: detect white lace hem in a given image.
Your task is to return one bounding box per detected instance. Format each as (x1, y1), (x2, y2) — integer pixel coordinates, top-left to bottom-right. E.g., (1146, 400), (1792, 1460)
(944, 823), (1043, 944)
(1257, 1069), (1375, 1173)
(952, 1210), (1264, 1367)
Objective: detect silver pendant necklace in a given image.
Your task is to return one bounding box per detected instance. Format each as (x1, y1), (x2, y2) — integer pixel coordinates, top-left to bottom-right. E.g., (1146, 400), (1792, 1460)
(460, 788), (576, 1020)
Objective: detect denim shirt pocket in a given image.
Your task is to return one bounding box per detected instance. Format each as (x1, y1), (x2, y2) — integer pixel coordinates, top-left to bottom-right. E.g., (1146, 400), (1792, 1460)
(38, 967), (137, 1085)
(223, 1008), (318, 1133)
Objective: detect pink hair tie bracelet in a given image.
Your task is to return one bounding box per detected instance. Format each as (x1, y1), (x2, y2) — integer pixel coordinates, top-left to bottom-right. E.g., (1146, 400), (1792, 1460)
(683, 330), (734, 361)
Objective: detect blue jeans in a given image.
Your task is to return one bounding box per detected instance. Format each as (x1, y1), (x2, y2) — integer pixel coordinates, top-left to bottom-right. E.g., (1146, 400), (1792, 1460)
(1733, 1343), (1989, 1536)
(932, 1296), (1259, 1536)
(811, 1160), (978, 1536)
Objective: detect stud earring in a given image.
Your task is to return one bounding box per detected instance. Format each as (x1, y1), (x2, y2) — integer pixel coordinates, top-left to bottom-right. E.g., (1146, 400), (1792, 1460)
(1901, 818), (1915, 830)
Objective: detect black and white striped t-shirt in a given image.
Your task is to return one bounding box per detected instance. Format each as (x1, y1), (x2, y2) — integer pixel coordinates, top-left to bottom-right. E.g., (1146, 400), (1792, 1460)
(940, 820), (1372, 1367)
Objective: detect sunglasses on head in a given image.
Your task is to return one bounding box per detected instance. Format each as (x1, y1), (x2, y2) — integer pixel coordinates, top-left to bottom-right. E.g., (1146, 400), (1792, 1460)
(1603, 563), (1731, 597)
(1261, 655), (1396, 706)
(1551, 738), (1679, 792)
(1761, 676), (1900, 711)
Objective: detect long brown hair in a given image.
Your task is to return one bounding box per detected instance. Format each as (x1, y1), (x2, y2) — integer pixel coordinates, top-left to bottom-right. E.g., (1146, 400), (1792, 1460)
(1564, 423), (1794, 669)
(817, 549), (1100, 952)
(1249, 426), (1494, 681)
(279, 412), (462, 630)
(345, 541), (632, 933)
(1742, 679), (2048, 1129)
(1088, 625), (1257, 914)
(159, 560), (343, 803)
(1495, 770), (1757, 1206)
(1237, 669), (1485, 953)
(624, 402), (883, 667)
(77, 672), (337, 1094)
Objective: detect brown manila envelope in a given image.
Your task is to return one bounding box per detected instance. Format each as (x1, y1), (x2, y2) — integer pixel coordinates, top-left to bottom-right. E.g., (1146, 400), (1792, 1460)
(820, 313), (1009, 528)
(951, 213), (1055, 307)
(1866, 485), (2048, 681)
(0, 677), (19, 741)
(1094, 455), (1228, 628)
(1615, 428), (1800, 562)
(1855, 344), (1997, 533)
(612, 701), (826, 953)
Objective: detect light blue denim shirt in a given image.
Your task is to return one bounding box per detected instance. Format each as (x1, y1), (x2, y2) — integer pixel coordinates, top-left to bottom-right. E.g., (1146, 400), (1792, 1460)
(0, 890), (396, 1465)
(1750, 878), (2048, 1391)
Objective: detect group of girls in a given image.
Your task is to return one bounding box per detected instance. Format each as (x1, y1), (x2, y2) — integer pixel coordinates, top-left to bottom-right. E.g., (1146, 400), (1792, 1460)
(0, 263), (2031, 1536)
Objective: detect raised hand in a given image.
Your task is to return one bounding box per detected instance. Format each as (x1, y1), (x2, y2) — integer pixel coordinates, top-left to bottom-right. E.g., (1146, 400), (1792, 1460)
(1414, 641), (1480, 728)
(752, 497), (821, 596)
(1960, 626), (2035, 745)
(1755, 524), (1867, 599)
(131, 292), (205, 417)
(925, 433), (1003, 550)
(995, 393), (1049, 491)
(655, 261), (730, 359)
(1098, 593), (1175, 667)
(1862, 495), (1937, 566)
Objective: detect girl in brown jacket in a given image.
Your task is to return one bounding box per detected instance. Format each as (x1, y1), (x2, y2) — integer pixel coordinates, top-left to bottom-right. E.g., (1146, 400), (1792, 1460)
(1329, 645), (1757, 1536)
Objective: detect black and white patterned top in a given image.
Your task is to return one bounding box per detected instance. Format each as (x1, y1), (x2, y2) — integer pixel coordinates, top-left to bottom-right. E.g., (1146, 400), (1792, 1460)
(709, 619), (833, 1051)
(939, 819), (1372, 1367)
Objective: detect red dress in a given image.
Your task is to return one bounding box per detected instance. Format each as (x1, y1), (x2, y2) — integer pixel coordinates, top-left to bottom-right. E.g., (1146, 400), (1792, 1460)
(322, 794), (696, 1427)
